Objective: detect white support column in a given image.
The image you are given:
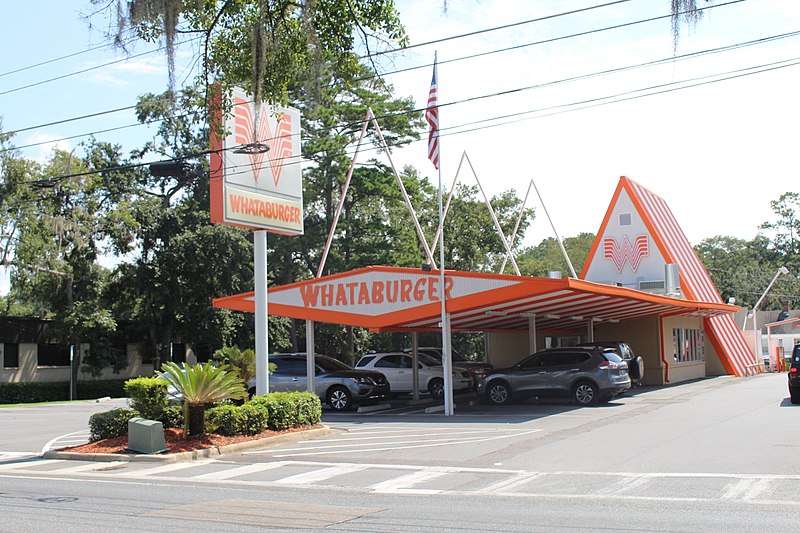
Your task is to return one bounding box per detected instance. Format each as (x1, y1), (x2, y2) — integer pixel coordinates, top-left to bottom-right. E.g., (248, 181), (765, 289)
(587, 319), (594, 342)
(443, 312), (454, 416)
(254, 230), (269, 396)
(306, 320), (315, 394)
(528, 316), (537, 354)
(412, 332), (420, 401)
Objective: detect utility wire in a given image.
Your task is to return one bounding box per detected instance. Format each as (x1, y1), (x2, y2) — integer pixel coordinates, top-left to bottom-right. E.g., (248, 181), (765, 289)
(6, 16), (792, 151)
(362, 0), (634, 58)
(0, 37), (139, 78)
(0, 35), (203, 97)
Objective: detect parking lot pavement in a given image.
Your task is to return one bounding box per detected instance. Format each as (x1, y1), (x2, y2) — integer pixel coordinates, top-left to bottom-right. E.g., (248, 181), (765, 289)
(0, 398), (129, 456)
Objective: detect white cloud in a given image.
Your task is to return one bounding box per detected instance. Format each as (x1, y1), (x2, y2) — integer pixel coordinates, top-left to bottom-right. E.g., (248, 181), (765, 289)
(24, 133), (72, 163)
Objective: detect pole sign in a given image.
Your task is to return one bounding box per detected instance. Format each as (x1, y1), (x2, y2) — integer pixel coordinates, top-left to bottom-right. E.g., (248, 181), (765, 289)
(210, 87), (304, 234)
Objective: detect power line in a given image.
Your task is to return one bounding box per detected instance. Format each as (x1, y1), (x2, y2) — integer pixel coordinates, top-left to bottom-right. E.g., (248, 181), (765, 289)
(0, 37), (139, 79)
(0, 35), (203, 97)
(362, 0), (634, 58)
(6, 15), (792, 154)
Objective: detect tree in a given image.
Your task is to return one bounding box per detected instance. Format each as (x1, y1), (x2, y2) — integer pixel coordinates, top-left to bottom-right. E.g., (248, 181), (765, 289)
(516, 233), (595, 278)
(157, 361), (248, 436)
(89, 0), (407, 108)
(1, 137), (140, 386)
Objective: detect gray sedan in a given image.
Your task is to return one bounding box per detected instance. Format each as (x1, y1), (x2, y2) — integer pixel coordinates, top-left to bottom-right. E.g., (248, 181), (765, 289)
(478, 347), (631, 406)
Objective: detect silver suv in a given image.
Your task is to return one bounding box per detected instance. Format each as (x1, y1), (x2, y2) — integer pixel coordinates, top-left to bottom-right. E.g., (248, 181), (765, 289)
(477, 347), (631, 406)
(247, 353), (390, 411)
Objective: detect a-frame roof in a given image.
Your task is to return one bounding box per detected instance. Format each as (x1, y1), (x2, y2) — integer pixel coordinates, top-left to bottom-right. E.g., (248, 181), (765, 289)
(581, 176), (756, 376)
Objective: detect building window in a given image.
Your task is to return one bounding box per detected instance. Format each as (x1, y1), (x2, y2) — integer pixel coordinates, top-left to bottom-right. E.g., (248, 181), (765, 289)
(619, 213), (632, 226)
(3, 343), (19, 368)
(673, 328), (705, 363)
(37, 344), (71, 367)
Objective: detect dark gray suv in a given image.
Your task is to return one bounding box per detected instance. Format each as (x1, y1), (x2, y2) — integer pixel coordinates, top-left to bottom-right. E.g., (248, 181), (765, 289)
(478, 347), (631, 406)
(247, 353), (390, 411)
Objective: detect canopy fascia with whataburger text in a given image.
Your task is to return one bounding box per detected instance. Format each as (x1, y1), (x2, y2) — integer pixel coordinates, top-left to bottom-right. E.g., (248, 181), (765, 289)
(213, 265), (737, 333)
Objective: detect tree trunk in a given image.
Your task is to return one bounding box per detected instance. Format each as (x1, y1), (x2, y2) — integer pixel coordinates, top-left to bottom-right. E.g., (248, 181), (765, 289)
(186, 403), (206, 437)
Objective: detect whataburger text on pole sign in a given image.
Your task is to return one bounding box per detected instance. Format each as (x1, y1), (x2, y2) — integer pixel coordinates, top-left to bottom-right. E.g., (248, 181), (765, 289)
(210, 87), (304, 234)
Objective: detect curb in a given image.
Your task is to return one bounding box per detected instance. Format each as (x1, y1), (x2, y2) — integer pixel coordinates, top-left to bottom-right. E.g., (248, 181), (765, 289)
(42, 426), (338, 463)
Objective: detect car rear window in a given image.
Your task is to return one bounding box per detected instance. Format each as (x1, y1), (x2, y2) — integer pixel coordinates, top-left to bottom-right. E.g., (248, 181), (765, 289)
(601, 351), (624, 363)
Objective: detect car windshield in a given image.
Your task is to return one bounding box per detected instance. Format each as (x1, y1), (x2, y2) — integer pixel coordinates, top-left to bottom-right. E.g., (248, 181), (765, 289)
(417, 352), (441, 366)
(315, 355), (353, 372)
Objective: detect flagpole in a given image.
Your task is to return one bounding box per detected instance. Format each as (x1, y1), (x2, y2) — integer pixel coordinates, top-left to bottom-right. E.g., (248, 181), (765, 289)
(427, 52), (453, 416)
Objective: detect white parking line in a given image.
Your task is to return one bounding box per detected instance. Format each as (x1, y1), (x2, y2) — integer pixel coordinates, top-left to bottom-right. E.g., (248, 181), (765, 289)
(40, 430), (90, 454)
(268, 429), (542, 457)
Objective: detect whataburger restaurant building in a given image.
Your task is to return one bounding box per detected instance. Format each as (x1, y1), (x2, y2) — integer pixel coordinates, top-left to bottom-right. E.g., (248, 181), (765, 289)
(214, 176), (759, 387)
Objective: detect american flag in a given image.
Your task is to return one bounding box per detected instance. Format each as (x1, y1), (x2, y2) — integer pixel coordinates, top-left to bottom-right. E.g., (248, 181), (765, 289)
(426, 58), (439, 169)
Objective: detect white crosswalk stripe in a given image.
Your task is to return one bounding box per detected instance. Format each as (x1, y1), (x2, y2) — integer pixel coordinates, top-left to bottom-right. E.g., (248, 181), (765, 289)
(3, 456), (800, 507)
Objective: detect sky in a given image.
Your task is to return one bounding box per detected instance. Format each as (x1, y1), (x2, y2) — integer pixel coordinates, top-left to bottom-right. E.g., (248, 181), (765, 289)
(2, 0), (799, 295)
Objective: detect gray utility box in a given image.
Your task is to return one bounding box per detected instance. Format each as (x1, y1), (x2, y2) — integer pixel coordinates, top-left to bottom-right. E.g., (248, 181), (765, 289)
(127, 417), (168, 454)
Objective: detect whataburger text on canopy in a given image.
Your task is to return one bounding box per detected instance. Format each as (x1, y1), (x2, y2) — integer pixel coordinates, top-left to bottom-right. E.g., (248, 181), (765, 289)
(299, 276), (454, 308)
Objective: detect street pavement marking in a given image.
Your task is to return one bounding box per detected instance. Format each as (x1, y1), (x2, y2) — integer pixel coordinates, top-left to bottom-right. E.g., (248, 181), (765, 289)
(0, 458), (62, 470)
(370, 469), (448, 493)
(596, 474), (652, 495)
(118, 459), (216, 477)
(275, 464), (368, 485)
(265, 429), (542, 457)
(477, 472), (544, 493)
(192, 461), (290, 480)
(41, 430), (90, 454)
(52, 461), (129, 474)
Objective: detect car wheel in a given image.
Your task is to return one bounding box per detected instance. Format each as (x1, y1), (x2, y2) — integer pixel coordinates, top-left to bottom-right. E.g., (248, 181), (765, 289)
(327, 386), (353, 411)
(573, 381), (598, 405)
(485, 380), (511, 405)
(790, 386), (800, 405)
(428, 378), (444, 400)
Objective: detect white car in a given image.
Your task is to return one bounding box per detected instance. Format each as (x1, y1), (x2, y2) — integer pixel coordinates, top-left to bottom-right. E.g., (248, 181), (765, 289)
(355, 352), (473, 399)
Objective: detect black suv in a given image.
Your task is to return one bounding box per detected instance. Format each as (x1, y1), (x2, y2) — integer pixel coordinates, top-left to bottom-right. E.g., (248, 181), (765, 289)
(788, 344), (800, 404)
(577, 341), (644, 387)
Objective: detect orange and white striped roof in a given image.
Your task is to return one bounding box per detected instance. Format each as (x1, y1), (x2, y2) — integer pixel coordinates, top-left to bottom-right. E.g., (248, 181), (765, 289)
(213, 265), (737, 334)
(581, 176), (756, 376)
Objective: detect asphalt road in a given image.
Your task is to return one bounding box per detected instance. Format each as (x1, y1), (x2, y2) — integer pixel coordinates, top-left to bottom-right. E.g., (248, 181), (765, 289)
(1, 373), (799, 532)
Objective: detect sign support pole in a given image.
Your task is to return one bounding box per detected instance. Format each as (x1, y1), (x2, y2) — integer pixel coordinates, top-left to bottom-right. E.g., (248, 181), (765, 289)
(254, 230), (269, 395)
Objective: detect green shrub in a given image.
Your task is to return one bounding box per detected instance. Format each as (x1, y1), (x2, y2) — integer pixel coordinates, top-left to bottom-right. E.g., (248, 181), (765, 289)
(206, 404), (243, 436)
(158, 404), (184, 429)
(239, 403), (270, 435)
(124, 377), (168, 420)
(88, 408), (137, 441)
(250, 391), (321, 430)
(0, 380), (127, 404)
(206, 402), (270, 436)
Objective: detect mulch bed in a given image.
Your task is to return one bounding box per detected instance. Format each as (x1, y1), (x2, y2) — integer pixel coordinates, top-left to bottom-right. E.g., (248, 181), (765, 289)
(62, 425), (320, 455)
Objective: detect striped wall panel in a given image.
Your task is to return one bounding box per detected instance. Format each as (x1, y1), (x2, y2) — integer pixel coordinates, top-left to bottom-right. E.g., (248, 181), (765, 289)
(625, 178), (756, 376)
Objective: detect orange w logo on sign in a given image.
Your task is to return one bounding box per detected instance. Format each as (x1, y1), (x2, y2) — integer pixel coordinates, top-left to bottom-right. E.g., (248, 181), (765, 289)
(234, 97), (293, 187)
(603, 235), (649, 273)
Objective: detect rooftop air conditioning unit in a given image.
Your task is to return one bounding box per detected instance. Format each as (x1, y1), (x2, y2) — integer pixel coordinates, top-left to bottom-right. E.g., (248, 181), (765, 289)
(638, 280), (666, 293)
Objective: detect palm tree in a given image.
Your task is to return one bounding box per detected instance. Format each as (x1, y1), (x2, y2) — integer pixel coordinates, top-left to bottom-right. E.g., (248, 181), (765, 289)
(157, 361), (248, 437)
